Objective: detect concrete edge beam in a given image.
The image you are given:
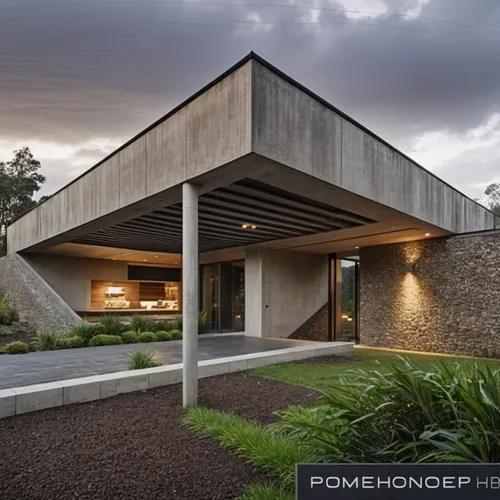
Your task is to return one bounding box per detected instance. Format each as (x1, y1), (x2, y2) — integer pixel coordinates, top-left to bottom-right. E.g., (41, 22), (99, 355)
(0, 342), (353, 419)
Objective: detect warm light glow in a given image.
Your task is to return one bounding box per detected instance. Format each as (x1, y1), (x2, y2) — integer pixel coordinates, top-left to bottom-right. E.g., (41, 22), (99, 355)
(106, 286), (124, 295)
(355, 246), (359, 249)
(347, 318), (353, 322)
(251, 224), (257, 229)
(425, 233), (431, 237)
(155, 255), (159, 258)
(242, 224), (248, 229)
(144, 259), (147, 261)
(341, 313), (349, 319)
(242, 223), (257, 229)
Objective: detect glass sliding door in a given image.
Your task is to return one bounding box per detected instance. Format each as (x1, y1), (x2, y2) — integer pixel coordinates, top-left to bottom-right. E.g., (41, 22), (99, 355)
(329, 255), (360, 343)
(200, 260), (245, 333)
(202, 264), (220, 333)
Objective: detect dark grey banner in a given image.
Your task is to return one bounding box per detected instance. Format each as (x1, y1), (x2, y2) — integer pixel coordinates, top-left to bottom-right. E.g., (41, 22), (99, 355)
(297, 464), (500, 499)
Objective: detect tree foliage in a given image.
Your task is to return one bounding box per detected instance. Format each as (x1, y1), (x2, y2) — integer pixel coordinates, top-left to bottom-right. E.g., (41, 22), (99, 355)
(0, 147), (46, 255)
(485, 183), (500, 216)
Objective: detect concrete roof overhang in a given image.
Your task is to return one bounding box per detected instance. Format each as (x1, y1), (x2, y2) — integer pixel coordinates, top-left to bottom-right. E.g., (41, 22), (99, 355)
(7, 53), (497, 258)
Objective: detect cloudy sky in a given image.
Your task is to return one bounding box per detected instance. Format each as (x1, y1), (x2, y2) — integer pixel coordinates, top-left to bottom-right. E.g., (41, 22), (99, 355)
(1, 0), (500, 203)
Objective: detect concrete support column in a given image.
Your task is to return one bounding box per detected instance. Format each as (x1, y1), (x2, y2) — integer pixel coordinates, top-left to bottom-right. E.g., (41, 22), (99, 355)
(182, 182), (199, 407)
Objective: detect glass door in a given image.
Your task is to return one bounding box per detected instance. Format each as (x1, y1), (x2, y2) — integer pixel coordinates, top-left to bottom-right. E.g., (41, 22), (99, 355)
(200, 260), (245, 333)
(328, 255), (359, 343)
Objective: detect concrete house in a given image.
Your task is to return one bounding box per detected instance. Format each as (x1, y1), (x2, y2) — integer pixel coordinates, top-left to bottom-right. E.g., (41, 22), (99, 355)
(2, 52), (500, 361)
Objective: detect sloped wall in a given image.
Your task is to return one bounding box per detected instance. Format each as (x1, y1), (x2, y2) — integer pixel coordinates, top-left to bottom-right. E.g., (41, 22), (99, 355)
(0, 253), (81, 331)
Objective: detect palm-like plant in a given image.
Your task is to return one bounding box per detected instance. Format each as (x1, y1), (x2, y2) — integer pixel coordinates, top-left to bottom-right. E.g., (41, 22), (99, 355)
(31, 331), (61, 351)
(272, 358), (500, 463)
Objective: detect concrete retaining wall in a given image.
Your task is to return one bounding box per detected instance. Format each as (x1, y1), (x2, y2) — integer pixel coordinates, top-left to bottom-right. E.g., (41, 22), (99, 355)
(0, 253), (81, 331)
(245, 248), (328, 338)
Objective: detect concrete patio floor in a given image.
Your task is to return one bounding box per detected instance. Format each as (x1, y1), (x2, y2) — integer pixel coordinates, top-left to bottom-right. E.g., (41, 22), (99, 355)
(0, 335), (327, 389)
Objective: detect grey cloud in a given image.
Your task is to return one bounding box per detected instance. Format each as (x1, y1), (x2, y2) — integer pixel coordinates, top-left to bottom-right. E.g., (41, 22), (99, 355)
(2, 0), (500, 194)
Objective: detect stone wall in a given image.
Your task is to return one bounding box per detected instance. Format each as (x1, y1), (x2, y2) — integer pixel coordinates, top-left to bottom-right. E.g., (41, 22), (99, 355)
(0, 253), (82, 331)
(289, 303), (328, 341)
(360, 231), (500, 357)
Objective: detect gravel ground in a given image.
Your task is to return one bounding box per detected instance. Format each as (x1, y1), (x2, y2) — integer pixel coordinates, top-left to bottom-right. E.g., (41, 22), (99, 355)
(0, 372), (318, 500)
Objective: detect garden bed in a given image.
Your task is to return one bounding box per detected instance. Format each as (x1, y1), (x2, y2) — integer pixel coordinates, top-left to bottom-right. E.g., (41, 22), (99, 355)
(0, 372), (318, 499)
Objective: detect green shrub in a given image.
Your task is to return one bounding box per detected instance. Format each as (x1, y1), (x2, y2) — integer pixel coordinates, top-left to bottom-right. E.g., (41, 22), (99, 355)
(149, 320), (175, 332)
(272, 358), (500, 464)
(137, 331), (157, 343)
(0, 324), (13, 336)
(155, 330), (172, 341)
(99, 315), (124, 336)
(128, 348), (160, 370)
(0, 294), (19, 326)
(198, 310), (208, 333)
(57, 335), (84, 349)
(67, 322), (102, 346)
(90, 334), (123, 347)
(130, 315), (150, 333)
(1, 341), (29, 354)
(172, 316), (182, 332)
(170, 329), (182, 341)
(31, 330), (61, 351)
(122, 331), (139, 344)
(170, 311), (206, 334)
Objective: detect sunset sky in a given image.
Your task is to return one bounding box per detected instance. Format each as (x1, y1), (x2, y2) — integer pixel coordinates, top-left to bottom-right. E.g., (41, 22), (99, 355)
(2, 0), (500, 203)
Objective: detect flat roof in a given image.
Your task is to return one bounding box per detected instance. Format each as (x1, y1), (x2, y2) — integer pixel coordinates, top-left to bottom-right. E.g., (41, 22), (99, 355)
(19, 51), (494, 220)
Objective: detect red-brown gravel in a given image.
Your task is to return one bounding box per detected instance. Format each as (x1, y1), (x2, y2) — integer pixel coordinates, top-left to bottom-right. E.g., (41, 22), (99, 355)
(0, 372), (318, 500)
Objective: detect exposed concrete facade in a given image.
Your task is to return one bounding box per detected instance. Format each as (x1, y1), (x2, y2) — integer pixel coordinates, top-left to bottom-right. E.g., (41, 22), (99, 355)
(360, 231), (500, 357)
(7, 54), (496, 255)
(245, 248), (328, 338)
(24, 254), (128, 311)
(251, 60), (494, 234)
(7, 62), (253, 254)
(0, 254), (81, 331)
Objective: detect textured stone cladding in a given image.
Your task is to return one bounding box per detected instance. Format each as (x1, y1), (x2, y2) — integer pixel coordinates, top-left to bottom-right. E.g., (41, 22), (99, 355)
(360, 232), (500, 357)
(289, 303), (329, 341)
(0, 253), (82, 331)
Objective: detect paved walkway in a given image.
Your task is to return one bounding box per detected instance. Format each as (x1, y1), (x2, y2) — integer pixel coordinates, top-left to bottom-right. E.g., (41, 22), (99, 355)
(0, 335), (311, 389)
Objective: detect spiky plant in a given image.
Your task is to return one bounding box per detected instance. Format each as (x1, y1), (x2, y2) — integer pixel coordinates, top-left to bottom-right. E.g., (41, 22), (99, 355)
(127, 348), (160, 370)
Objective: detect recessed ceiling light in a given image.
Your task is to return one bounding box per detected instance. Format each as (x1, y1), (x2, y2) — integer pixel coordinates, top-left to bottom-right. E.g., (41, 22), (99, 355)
(251, 225), (257, 229)
(242, 224), (248, 229)
(425, 233), (430, 237)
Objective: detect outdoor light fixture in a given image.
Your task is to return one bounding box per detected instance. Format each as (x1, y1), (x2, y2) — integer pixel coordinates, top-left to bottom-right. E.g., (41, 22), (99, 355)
(404, 263), (418, 273)
(242, 224), (257, 229)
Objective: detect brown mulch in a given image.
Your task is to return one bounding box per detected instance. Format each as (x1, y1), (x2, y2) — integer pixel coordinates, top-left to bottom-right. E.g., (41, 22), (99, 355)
(0, 372), (318, 500)
(294, 354), (360, 365)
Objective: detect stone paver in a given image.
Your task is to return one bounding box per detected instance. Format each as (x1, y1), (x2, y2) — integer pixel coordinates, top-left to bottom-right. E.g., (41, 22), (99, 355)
(0, 335), (309, 389)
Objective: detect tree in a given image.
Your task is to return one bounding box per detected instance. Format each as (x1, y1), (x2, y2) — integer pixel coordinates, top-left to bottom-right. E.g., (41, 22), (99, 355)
(485, 183), (500, 216)
(0, 147), (46, 255)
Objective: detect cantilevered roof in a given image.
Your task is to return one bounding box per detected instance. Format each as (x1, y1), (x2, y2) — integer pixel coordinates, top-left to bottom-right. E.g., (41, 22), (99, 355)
(7, 52), (497, 255)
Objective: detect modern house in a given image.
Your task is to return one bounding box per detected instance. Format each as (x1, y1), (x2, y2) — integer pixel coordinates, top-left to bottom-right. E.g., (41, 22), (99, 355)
(2, 52), (500, 370)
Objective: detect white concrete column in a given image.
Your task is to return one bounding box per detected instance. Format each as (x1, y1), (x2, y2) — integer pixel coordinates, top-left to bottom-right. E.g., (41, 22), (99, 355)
(182, 182), (199, 407)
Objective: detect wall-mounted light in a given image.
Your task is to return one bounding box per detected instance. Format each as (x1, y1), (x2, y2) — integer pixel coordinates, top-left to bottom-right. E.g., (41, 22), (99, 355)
(404, 263), (419, 273)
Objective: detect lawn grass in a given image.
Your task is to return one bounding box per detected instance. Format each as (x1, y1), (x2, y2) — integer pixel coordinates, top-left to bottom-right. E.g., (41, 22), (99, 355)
(252, 347), (500, 390)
